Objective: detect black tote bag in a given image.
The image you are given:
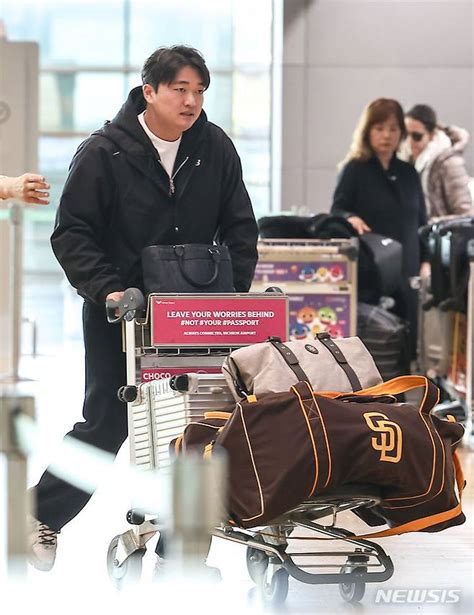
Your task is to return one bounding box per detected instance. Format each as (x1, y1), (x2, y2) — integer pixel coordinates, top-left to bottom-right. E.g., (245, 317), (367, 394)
(141, 244), (235, 293)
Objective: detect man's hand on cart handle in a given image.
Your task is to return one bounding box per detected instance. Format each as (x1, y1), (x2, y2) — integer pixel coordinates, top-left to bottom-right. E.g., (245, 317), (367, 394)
(105, 291), (126, 323)
(105, 288), (146, 323)
(106, 291), (125, 306)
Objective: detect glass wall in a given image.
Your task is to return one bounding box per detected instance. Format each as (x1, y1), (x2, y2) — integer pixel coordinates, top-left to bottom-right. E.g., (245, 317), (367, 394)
(1, 0), (274, 352)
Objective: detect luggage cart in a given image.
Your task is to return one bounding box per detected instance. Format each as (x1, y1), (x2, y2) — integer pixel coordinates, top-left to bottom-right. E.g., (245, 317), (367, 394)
(105, 290), (394, 605)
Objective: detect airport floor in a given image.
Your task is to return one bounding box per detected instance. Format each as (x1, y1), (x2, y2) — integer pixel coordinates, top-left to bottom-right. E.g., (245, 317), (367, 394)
(1, 348), (473, 615)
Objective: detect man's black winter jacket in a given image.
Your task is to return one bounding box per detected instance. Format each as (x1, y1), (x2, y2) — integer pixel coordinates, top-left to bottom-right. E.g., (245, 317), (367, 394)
(51, 87), (258, 304)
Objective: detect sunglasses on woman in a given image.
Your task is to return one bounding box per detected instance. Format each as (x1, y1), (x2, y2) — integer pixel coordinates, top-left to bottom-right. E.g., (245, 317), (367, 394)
(407, 131), (425, 142)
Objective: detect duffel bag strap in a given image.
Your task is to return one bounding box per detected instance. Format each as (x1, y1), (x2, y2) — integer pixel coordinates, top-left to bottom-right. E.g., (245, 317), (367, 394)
(318, 375), (439, 416)
(316, 332), (362, 391)
(268, 337), (312, 383)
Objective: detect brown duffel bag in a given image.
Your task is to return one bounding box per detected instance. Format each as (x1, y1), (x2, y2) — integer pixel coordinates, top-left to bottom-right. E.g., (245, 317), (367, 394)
(188, 375), (465, 533)
(171, 411), (231, 457)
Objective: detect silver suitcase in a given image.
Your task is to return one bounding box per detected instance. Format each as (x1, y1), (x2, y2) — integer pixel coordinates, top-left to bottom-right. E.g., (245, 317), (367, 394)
(129, 374), (233, 471)
(418, 276), (454, 378)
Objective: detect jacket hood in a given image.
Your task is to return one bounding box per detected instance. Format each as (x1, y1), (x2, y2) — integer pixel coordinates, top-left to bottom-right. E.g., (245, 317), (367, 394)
(399, 124), (470, 170)
(432, 125), (469, 167)
(443, 125), (469, 154)
(97, 86), (208, 157)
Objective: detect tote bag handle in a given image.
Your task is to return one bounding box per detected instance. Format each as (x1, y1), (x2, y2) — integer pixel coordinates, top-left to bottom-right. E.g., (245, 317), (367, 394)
(175, 245), (221, 288)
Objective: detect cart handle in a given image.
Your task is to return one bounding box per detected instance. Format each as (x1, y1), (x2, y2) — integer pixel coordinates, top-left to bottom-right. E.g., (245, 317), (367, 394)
(105, 287), (146, 323)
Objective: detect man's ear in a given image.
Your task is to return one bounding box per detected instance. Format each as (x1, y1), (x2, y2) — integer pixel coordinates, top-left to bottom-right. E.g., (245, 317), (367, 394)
(142, 83), (155, 103)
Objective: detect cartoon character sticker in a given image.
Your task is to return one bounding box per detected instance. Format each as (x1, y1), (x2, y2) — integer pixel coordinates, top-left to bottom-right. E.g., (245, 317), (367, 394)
(290, 323), (311, 340)
(317, 306), (337, 328)
(296, 306), (318, 324)
(298, 266), (316, 283)
(329, 264), (344, 282)
(290, 296), (350, 341)
(314, 266), (330, 283)
(326, 323), (344, 338)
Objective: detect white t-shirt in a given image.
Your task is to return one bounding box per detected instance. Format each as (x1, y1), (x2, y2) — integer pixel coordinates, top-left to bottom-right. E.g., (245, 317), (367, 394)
(137, 111), (181, 177)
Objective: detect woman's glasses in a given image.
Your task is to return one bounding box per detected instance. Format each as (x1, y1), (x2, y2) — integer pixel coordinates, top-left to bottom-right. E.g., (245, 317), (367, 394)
(407, 131), (425, 142)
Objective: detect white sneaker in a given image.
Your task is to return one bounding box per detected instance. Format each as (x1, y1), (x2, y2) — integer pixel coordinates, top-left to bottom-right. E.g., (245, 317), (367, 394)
(28, 516), (58, 571)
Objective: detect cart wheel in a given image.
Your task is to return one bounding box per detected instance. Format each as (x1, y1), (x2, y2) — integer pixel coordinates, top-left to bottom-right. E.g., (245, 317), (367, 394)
(259, 568), (289, 605)
(338, 565), (367, 603)
(107, 535), (145, 590)
(246, 536), (269, 583)
(117, 385), (137, 403)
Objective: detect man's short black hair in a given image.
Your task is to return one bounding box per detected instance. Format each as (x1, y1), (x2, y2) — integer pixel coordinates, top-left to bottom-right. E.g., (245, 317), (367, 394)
(141, 45), (210, 91)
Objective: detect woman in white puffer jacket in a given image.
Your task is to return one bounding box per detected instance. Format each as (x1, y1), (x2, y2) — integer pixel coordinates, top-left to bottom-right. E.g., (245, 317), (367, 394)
(400, 104), (473, 221)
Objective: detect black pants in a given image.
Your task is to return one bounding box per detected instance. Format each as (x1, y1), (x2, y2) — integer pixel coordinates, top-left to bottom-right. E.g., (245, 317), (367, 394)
(33, 302), (127, 532)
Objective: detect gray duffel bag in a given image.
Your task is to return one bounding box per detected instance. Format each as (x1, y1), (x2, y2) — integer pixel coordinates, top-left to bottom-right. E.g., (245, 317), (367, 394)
(222, 332), (382, 401)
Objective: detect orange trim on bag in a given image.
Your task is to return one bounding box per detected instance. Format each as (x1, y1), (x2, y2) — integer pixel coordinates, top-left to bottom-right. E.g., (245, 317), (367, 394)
(246, 394), (257, 403)
(317, 375), (430, 399)
(453, 450), (466, 492)
(174, 435), (183, 454)
(238, 404), (265, 522)
(292, 385), (319, 497)
(203, 411), (232, 420)
(203, 443), (214, 459)
(310, 395), (332, 488)
(446, 415), (456, 423)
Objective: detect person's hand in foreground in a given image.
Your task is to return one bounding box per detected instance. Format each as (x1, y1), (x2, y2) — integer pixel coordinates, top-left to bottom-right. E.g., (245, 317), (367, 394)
(0, 173), (50, 204)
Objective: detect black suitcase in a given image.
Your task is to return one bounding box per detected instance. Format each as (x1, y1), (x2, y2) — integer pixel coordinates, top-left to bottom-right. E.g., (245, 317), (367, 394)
(420, 216), (474, 313)
(357, 302), (411, 380)
(357, 233), (403, 304)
